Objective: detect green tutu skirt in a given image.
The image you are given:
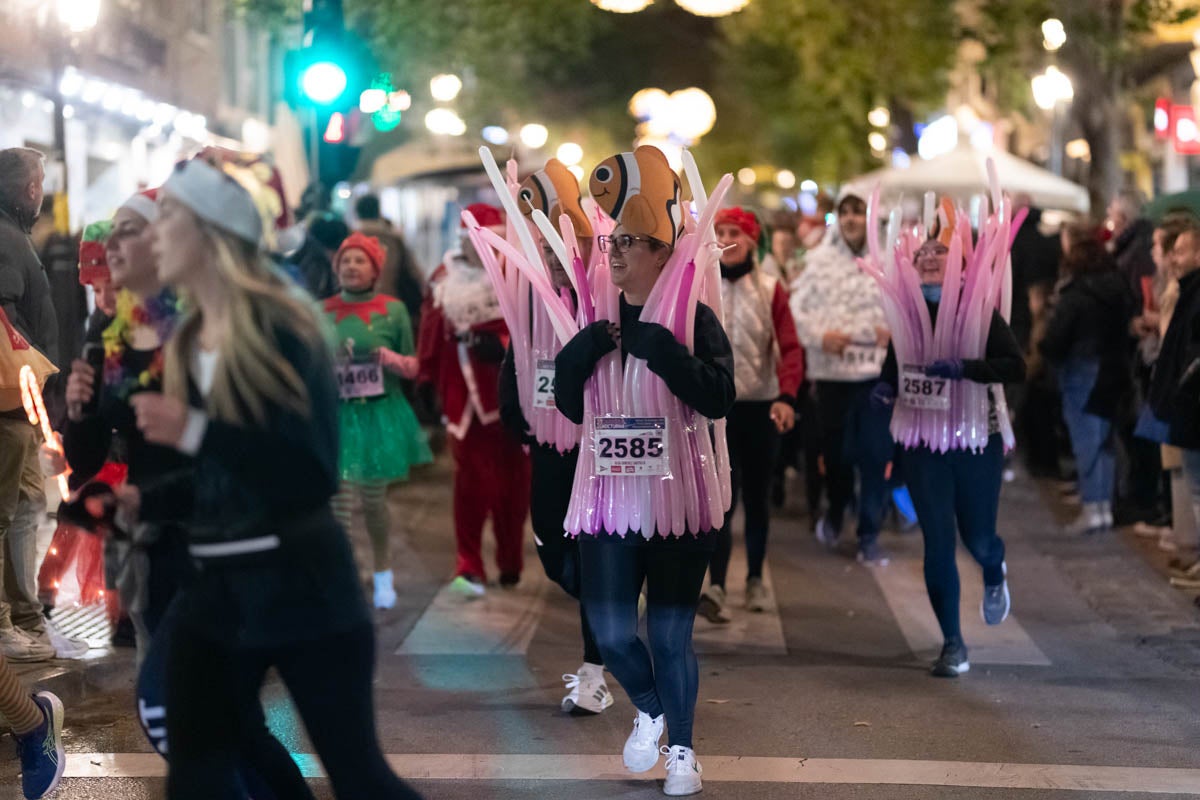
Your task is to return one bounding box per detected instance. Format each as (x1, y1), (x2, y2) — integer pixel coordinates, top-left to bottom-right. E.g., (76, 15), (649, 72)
(338, 390), (433, 483)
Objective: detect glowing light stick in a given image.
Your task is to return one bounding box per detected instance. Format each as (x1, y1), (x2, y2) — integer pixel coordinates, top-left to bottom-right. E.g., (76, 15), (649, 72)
(20, 365), (69, 497)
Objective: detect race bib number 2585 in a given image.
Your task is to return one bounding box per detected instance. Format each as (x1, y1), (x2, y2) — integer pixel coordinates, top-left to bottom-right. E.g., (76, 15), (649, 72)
(593, 416), (668, 476)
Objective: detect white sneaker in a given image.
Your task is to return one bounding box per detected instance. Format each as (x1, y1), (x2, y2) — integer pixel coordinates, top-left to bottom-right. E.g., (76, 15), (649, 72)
(622, 711), (665, 773)
(0, 628), (55, 662)
(1065, 503), (1105, 535)
(373, 570), (397, 610)
(448, 575), (485, 599)
(745, 577), (770, 612)
(43, 621), (90, 660)
(662, 745), (703, 796)
(1100, 502), (1114, 530)
(561, 663), (614, 715)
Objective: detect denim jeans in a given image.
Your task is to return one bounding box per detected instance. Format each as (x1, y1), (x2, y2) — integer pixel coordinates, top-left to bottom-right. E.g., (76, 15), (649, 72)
(1058, 358), (1115, 504)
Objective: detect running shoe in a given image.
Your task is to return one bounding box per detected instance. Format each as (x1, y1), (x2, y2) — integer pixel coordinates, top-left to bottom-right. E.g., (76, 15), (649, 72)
(373, 570), (397, 610)
(561, 663), (613, 715)
(981, 579), (1010, 626)
(856, 541), (890, 567)
(662, 745), (703, 796)
(814, 516), (839, 549)
(0, 629), (55, 663)
(448, 575), (485, 599)
(622, 711), (665, 773)
(16, 691), (65, 799)
(745, 577), (770, 612)
(41, 621), (90, 660)
(696, 586), (731, 624)
(931, 640), (970, 678)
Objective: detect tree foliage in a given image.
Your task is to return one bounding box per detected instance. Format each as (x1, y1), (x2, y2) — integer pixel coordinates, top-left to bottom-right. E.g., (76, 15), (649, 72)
(970, 0), (1200, 210)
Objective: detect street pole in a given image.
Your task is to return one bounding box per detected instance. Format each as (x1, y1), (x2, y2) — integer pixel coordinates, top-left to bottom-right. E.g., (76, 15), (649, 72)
(1050, 101), (1064, 177)
(310, 106), (321, 188)
(47, 28), (70, 227)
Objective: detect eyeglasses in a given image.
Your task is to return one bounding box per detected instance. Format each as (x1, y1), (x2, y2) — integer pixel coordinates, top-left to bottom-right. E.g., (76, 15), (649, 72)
(598, 233), (663, 254)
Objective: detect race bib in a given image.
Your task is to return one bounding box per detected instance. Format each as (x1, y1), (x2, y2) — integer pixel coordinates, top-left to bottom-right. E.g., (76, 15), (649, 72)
(533, 359), (556, 410)
(593, 416), (668, 476)
(336, 357), (385, 400)
(827, 344), (884, 378)
(900, 365), (950, 410)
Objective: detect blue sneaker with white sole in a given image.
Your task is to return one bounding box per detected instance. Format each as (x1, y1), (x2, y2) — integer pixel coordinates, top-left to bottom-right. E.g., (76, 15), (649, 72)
(16, 691), (65, 799)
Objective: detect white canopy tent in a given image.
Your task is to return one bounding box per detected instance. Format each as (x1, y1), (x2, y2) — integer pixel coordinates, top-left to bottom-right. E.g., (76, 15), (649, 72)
(846, 142), (1090, 214)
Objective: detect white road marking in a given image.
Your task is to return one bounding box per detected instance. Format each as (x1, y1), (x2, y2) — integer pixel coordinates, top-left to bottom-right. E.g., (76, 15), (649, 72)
(692, 549), (788, 656)
(868, 546), (1051, 665)
(397, 568), (549, 655)
(63, 753), (1200, 793)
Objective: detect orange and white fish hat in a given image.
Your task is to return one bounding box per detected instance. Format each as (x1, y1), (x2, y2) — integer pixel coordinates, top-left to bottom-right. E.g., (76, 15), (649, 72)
(588, 145), (683, 247)
(518, 158), (593, 239)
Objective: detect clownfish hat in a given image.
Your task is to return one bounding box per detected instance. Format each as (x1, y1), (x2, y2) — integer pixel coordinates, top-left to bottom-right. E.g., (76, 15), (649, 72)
(518, 159), (593, 239)
(589, 145), (682, 247)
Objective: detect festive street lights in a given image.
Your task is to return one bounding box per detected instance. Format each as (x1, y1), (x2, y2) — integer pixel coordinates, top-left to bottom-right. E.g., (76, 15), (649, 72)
(1032, 65), (1074, 175)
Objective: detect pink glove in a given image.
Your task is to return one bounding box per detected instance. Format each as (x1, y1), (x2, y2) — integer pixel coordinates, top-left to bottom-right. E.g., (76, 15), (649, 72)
(378, 348), (419, 379)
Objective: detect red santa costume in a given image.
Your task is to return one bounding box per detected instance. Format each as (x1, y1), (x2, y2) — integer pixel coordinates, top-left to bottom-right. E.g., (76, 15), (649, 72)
(417, 204), (530, 592)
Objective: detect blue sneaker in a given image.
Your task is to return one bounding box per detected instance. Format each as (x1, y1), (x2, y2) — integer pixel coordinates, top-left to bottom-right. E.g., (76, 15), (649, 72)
(981, 562), (1011, 626)
(16, 691), (65, 799)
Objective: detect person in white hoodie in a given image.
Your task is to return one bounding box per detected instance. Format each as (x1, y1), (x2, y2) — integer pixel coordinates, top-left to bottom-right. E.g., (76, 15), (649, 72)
(790, 190), (893, 565)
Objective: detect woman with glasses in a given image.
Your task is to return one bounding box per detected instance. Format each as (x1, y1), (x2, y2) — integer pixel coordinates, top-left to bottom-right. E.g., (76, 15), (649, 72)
(128, 158), (420, 799)
(874, 221), (1024, 679)
(554, 146), (735, 796)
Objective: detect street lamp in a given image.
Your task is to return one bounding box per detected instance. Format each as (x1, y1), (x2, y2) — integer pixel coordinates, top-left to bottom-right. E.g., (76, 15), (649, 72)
(1031, 65), (1074, 175)
(430, 73), (463, 103)
(520, 123), (549, 149)
(55, 0), (101, 34)
(1042, 18), (1066, 52)
(591, 0), (653, 11)
(674, 0), (750, 15)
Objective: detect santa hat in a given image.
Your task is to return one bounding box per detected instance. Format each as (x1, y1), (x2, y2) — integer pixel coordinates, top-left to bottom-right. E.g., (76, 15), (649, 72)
(334, 232), (385, 278)
(715, 207), (761, 242)
(462, 202), (504, 230)
(78, 220), (112, 286)
(119, 188), (160, 224)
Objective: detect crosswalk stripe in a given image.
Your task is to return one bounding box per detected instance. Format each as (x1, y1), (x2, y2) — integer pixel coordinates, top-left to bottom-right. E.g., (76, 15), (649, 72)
(397, 567), (549, 655)
(62, 753), (1200, 792)
(692, 548), (788, 655)
(868, 544), (1051, 665)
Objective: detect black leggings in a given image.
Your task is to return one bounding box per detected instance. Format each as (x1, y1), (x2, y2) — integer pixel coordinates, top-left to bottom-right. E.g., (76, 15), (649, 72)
(710, 401), (780, 588)
(165, 621), (421, 800)
(530, 445), (602, 665)
(579, 535), (714, 748)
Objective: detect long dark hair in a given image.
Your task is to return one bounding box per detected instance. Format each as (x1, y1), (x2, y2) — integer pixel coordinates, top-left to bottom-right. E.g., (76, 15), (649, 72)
(1060, 223), (1116, 277)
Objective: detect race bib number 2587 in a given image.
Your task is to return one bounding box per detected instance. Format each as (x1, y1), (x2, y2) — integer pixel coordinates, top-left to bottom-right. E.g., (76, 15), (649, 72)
(593, 416), (668, 476)
(900, 365), (950, 410)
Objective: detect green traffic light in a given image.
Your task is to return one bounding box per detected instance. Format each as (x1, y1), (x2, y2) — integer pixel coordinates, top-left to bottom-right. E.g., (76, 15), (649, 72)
(301, 61), (348, 104)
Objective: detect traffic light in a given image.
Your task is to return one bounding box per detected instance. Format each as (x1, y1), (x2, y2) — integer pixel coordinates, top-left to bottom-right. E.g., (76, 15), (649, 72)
(282, 0), (372, 110)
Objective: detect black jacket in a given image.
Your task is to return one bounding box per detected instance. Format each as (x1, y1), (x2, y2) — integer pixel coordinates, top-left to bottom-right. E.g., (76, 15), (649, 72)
(553, 296), (736, 425)
(882, 304), (1026, 390)
(62, 330), (193, 521)
(1150, 270), (1200, 449)
(1040, 269), (1135, 418)
(1009, 208), (1061, 350)
(0, 207), (58, 365)
(1112, 218), (1156, 310)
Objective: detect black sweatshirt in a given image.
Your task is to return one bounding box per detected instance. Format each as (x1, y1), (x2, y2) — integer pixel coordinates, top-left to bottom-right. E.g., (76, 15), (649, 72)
(881, 303), (1026, 389)
(554, 295), (735, 424)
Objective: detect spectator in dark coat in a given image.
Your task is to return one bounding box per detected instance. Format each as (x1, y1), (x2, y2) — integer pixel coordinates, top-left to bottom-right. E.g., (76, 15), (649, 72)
(282, 212), (348, 300)
(1041, 224), (1136, 536)
(1108, 189), (1157, 310)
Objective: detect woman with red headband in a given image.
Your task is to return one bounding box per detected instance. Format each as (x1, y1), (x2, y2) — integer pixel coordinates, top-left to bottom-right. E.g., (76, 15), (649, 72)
(697, 207), (804, 624)
(325, 232), (432, 610)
